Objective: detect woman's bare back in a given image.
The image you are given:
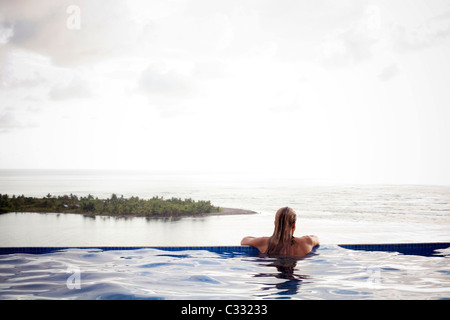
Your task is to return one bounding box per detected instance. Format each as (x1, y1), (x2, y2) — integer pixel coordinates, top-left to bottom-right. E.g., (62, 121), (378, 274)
(241, 235), (319, 257)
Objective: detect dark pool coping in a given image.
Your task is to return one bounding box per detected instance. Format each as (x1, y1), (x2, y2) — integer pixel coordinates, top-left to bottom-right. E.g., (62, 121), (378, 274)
(0, 242), (449, 257)
(338, 242), (450, 257)
(0, 245), (260, 255)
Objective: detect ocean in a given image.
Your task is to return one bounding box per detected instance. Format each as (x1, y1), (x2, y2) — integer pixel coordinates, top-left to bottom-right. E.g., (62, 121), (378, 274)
(0, 169), (449, 246)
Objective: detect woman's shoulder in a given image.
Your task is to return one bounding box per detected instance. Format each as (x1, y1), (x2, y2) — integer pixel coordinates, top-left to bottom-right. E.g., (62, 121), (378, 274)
(295, 235), (311, 243)
(241, 236), (269, 246)
(241, 236), (270, 253)
(252, 236), (270, 245)
(291, 236), (318, 256)
(294, 235), (320, 248)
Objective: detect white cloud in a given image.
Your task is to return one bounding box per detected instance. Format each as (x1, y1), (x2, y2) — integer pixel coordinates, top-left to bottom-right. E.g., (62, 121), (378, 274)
(0, 19), (14, 44)
(0, 112), (22, 131)
(138, 64), (191, 96)
(49, 74), (93, 101)
(0, 0), (144, 66)
(136, 62), (201, 117)
(0, 49), (51, 88)
(391, 10), (450, 53)
(318, 4), (382, 67)
(0, 110), (38, 133)
(377, 64), (399, 81)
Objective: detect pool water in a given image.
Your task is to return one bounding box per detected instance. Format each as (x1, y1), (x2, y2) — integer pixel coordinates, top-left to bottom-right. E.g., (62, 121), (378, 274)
(0, 245), (449, 300)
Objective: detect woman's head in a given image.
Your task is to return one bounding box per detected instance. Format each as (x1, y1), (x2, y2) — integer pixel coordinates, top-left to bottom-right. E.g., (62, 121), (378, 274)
(274, 206), (297, 232)
(266, 207), (297, 255)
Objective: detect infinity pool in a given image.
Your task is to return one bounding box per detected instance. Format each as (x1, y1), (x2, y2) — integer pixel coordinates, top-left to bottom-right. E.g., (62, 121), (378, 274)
(0, 244), (449, 300)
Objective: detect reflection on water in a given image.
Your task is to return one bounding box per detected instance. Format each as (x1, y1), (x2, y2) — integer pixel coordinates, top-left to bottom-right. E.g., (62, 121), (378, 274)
(254, 257), (309, 297)
(253, 248), (319, 298)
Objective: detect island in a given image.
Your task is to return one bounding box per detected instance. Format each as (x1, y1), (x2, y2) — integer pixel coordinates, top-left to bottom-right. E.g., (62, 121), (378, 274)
(0, 193), (257, 217)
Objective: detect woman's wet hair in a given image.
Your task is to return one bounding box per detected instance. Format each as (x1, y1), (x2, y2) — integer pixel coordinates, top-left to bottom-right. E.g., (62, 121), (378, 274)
(266, 207), (297, 256)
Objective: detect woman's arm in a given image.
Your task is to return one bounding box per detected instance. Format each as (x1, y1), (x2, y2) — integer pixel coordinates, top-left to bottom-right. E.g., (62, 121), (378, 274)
(241, 236), (256, 245)
(240, 236), (269, 253)
(309, 235), (320, 247)
(297, 235), (320, 254)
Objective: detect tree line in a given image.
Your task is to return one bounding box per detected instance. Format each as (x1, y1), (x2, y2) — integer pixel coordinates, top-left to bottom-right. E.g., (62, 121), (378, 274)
(0, 193), (221, 217)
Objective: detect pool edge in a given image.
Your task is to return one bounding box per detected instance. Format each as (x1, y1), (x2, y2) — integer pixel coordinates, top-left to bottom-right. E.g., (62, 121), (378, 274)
(1, 242), (449, 256)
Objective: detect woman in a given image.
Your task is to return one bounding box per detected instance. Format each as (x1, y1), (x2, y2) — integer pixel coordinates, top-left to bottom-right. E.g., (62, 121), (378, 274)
(241, 207), (319, 257)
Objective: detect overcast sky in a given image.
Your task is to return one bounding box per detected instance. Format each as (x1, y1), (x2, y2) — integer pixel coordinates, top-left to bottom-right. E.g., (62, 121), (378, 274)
(1, 0), (450, 185)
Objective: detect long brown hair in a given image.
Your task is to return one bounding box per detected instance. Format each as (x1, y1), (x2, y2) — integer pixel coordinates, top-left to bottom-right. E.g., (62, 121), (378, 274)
(266, 207), (297, 256)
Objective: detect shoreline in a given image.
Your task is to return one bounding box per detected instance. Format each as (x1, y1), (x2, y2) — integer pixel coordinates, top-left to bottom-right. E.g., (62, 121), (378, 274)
(4, 207), (259, 219)
(79, 207), (258, 218)
(195, 207), (258, 217)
